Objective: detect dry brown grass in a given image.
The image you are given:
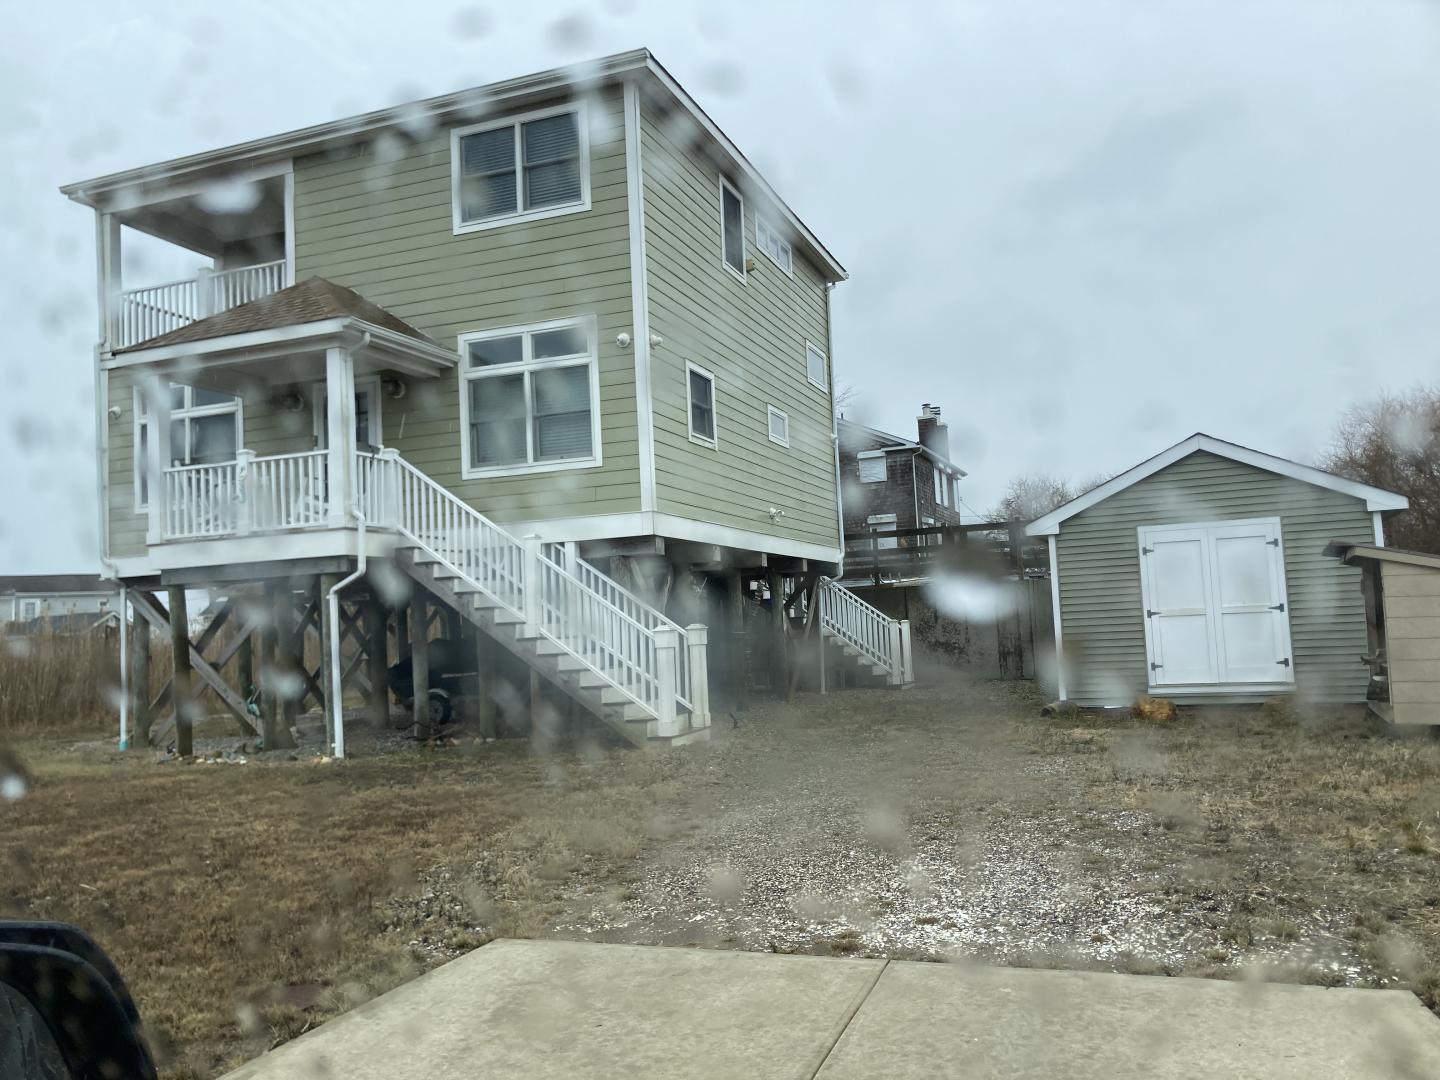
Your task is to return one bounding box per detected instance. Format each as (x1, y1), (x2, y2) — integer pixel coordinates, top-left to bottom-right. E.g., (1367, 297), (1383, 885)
(0, 629), (126, 735)
(0, 734), (683, 1078)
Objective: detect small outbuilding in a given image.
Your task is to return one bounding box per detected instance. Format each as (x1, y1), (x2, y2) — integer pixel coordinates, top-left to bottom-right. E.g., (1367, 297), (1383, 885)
(1026, 434), (1408, 707)
(1323, 543), (1440, 726)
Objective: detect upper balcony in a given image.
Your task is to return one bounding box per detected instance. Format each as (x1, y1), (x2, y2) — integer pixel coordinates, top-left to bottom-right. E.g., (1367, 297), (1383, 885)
(117, 259), (286, 349)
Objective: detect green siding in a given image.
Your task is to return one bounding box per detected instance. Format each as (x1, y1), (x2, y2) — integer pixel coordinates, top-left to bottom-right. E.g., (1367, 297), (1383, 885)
(639, 100), (841, 554)
(1056, 451), (1373, 706)
(293, 87), (641, 525)
(105, 368), (146, 560)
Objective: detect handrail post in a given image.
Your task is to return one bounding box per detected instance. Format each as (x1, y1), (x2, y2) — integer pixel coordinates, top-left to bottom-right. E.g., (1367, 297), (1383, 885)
(234, 449), (256, 536)
(522, 534), (543, 635)
(898, 619), (913, 686)
(654, 626), (679, 737)
(685, 623), (709, 730)
(196, 266), (214, 318)
(888, 619), (904, 686)
(378, 448), (401, 528)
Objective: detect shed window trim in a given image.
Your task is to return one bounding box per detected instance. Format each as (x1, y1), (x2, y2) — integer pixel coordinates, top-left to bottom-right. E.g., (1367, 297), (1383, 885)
(858, 451), (886, 483)
(804, 341), (827, 392)
(133, 384), (243, 512)
(719, 176), (747, 282)
(767, 406), (790, 447)
(686, 362), (717, 448)
(450, 102), (592, 235)
(755, 215), (793, 276)
(458, 315), (602, 478)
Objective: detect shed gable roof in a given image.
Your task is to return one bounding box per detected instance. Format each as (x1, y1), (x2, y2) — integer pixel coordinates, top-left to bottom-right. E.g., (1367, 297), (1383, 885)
(1026, 433), (1408, 537)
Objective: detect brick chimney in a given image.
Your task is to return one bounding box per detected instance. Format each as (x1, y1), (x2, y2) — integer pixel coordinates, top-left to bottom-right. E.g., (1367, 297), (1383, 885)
(917, 403), (949, 460)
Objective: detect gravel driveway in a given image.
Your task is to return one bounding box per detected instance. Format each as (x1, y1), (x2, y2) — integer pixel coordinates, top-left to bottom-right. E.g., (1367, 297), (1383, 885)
(548, 676), (1287, 974)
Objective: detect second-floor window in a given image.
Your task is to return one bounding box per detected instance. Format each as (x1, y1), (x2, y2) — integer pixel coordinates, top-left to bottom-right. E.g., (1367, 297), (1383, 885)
(755, 215), (792, 275)
(720, 177), (745, 280)
(134, 385), (241, 509)
(687, 363), (717, 446)
(459, 317), (600, 476)
(858, 452), (886, 483)
(452, 104), (589, 233)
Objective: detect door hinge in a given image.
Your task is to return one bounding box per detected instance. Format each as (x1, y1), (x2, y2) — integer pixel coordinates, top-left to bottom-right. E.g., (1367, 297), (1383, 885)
(1277, 657), (1291, 667)
(1141, 546), (1154, 555)
(1146, 609), (1160, 618)
(1266, 538), (1279, 547)
(1150, 661), (1163, 671)
(1269, 602), (1285, 612)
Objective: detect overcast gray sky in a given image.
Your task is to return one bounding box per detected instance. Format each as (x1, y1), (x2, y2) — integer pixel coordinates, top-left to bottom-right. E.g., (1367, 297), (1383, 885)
(3, 0), (1438, 571)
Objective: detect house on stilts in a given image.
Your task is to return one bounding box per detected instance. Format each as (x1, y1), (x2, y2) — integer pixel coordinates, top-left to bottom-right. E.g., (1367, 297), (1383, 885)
(62, 50), (913, 755)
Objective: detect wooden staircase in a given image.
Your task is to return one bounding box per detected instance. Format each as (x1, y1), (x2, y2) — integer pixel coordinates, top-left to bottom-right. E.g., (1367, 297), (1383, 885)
(817, 577), (914, 689)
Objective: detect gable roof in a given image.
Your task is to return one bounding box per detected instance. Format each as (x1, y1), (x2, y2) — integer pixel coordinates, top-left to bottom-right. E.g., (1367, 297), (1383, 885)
(114, 277), (437, 353)
(60, 50), (846, 284)
(1025, 433), (1409, 536)
(838, 418), (967, 477)
(0, 574), (114, 595)
(1324, 543), (1440, 570)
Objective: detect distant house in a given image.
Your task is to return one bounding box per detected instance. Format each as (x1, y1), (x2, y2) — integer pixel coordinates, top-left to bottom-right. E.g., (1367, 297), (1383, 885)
(837, 404), (967, 550)
(0, 575), (118, 632)
(1026, 433), (1409, 707)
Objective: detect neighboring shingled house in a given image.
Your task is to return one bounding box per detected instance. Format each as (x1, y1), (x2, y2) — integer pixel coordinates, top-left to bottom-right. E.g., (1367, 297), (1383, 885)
(837, 404), (967, 547)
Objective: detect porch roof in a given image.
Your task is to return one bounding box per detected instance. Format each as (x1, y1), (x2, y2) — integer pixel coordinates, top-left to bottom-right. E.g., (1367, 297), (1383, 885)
(114, 277), (437, 354)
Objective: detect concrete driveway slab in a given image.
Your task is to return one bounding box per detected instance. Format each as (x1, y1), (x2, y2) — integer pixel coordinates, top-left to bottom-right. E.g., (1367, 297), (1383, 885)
(817, 960), (1440, 1080)
(222, 939), (884, 1080)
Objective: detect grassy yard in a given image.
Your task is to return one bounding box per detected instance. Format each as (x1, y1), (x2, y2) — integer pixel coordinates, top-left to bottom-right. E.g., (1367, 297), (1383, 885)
(3, 682), (1439, 1077)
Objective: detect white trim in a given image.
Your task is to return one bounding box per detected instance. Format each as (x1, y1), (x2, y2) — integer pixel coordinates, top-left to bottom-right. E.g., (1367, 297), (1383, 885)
(804, 340), (828, 393)
(1372, 511), (1385, 547)
(767, 405), (790, 447)
(824, 282), (845, 575)
(719, 175), (747, 283)
(282, 164), (296, 286)
(1048, 534), (1066, 700)
(623, 80), (658, 513)
(685, 362), (718, 448)
(754, 214), (794, 276)
(108, 527), (402, 577)
(1026, 433), (1410, 536)
(503, 509), (844, 564)
(449, 101), (591, 235)
(457, 315), (602, 479)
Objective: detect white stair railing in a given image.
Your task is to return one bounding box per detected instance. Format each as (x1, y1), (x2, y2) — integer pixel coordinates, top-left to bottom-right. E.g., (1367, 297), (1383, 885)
(817, 577), (913, 686)
(378, 453), (700, 732)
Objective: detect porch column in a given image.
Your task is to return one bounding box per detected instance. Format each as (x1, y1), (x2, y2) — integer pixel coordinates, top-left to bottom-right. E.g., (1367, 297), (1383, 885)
(95, 212), (122, 348)
(142, 378), (173, 545)
(325, 345), (357, 528)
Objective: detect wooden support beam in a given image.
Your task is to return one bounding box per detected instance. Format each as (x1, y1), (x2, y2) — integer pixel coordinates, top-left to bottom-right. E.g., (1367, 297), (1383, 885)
(261, 582), (280, 745)
(366, 594), (389, 729)
(768, 569), (789, 696)
(167, 586), (194, 758)
(130, 612), (151, 749)
(474, 626), (497, 739)
(270, 584), (300, 748)
(726, 571), (748, 712)
(410, 590), (430, 741)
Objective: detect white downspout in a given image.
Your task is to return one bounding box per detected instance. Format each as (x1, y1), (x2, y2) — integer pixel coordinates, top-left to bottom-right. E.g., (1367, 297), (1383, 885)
(116, 582), (129, 751)
(825, 282), (845, 578)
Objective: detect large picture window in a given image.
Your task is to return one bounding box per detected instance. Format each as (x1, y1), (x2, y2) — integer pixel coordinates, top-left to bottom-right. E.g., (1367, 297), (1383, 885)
(134, 384), (241, 509)
(451, 104), (590, 233)
(459, 317), (601, 476)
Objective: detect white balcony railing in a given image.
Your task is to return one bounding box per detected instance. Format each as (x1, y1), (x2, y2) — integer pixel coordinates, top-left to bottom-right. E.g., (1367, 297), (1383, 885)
(115, 260), (286, 349)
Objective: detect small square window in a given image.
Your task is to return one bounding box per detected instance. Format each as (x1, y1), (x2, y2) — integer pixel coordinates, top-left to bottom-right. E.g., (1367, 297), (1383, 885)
(767, 406), (789, 447)
(688, 365), (716, 445)
(858, 453), (886, 483)
(805, 343), (827, 390)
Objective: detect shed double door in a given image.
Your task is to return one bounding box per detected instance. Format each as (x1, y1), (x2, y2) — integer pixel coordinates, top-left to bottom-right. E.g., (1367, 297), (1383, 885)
(1138, 518), (1294, 689)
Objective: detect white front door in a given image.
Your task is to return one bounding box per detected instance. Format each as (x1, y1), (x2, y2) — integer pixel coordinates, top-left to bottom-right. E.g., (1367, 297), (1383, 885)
(1138, 517), (1294, 689)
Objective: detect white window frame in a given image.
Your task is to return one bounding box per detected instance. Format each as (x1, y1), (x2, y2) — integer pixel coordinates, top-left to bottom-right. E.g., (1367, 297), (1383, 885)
(312, 378), (382, 449)
(450, 101), (592, 236)
(457, 315), (603, 479)
(20, 599), (40, 620)
(805, 341), (828, 392)
(767, 405), (790, 447)
(755, 214), (793, 276)
(858, 450), (886, 483)
(719, 175), (747, 283)
(686, 362), (718, 448)
(935, 466), (949, 508)
(133, 384), (244, 512)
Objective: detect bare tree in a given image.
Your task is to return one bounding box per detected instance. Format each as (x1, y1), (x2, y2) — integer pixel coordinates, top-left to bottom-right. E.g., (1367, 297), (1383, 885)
(1321, 384), (1440, 554)
(833, 382), (859, 414)
(987, 472), (1107, 524)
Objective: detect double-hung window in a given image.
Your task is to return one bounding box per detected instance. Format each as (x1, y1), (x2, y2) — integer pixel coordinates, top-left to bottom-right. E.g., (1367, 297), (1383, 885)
(934, 466), (947, 508)
(719, 177), (746, 280)
(460, 317), (600, 476)
(687, 363), (717, 446)
(134, 384), (242, 509)
(755, 215), (792, 275)
(805, 341), (827, 391)
(452, 104), (589, 232)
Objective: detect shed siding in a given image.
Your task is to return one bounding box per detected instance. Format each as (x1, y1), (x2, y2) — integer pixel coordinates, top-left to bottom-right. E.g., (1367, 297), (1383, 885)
(1056, 451), (1373, 706)
(293, 86), (641, 525)
(1382, 562), (1440, 724)
(639, 100), (840, 554)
